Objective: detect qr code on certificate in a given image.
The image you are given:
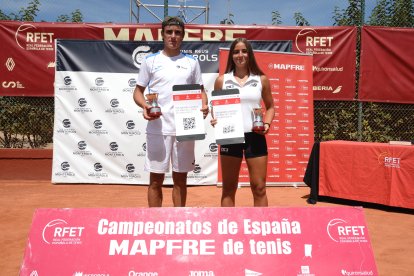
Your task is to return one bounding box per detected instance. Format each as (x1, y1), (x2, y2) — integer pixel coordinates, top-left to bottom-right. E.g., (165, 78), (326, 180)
(183, 117), (196, 130)
(223, 125), (235, 134)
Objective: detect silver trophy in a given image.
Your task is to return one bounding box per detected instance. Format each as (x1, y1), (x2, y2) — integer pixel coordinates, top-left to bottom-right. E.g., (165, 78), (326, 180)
(146, 93), (161, 117)
(252, 108), (265, 132)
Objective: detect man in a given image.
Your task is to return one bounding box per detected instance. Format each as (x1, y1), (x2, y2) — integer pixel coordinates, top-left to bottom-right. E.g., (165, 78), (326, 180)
(133, 16), (208, 207)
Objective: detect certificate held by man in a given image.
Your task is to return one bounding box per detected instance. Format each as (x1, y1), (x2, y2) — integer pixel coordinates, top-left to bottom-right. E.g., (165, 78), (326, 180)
(211, 89), (245, 145)
(173, 84), (206, 141)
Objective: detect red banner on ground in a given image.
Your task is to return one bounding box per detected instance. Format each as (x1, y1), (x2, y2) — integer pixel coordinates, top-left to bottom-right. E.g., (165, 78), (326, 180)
(319, 140), (414, 209)
(20, 207), (378, 275)
(0, 21), (356, 100)
(359, 26), (414, 104)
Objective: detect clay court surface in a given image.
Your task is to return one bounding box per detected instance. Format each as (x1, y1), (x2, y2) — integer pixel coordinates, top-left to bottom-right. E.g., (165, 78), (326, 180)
(1, 156), (413, 275)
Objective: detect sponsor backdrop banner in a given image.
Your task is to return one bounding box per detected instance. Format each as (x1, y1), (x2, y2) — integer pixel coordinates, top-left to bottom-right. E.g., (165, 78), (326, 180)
(218, 50), (314, 185)
(359, 26), (414, 104)
(1, 21), (356, 100)
(52, 40), (291, 185)
(20, 207), (378, 276)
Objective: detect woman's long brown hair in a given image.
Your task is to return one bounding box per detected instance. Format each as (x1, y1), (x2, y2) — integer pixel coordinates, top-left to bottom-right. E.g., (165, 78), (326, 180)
(224, 37), (264, 76)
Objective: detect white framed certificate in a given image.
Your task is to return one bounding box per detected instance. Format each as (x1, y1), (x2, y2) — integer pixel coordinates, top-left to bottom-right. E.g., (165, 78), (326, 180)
(172, 84), (206, 141)
(211, 89), (245, 145)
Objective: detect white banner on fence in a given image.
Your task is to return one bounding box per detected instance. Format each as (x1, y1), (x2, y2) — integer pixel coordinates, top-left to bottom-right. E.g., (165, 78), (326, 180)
(51, 40), (292, 185)
(52, 71), (219, 184)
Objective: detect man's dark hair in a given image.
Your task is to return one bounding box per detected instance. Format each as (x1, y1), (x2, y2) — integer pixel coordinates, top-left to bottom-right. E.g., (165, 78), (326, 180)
(161, 16), (185, 33)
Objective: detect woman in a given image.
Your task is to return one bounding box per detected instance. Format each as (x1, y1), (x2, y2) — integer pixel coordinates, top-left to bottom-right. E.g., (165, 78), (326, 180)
(212, 37), (275, 207)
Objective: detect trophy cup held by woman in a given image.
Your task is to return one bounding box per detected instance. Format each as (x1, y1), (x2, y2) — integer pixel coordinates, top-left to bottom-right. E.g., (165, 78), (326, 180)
(252, 107), (265, 132)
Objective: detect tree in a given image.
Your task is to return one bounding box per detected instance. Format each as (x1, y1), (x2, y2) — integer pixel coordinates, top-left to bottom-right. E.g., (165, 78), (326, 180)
(332, 0), (363, 26)
(368, 0), (392, 26)
(56, 14), (70, 22)
(368, 0), (414, 27)
(293, 12), (310, 26)
(390, 0), (414, 27)
(57, 9), (83, 23)
(0, 10), (12, 20)
(271, 11), (282, 25)
(0, 0), (40, 21)
(1, 0), (84, 23)
(71, 9), (83, 23)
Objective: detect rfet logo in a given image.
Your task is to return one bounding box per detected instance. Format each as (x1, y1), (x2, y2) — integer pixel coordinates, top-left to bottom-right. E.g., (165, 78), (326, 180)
(42, 219), (85, 244)
(378, 151), (401, 168)
(295, 28), (334, 54)
(327, 218), (367, 243)
(15, 23), (54, 50)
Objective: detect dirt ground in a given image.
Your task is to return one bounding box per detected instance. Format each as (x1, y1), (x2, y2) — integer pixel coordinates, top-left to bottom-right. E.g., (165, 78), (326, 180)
(1, 157), (413, 275)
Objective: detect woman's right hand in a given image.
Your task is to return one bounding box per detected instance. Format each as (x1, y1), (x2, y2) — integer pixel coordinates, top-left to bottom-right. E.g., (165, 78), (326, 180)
(210, 106), (217, 127)
(210, 118), (217, 127)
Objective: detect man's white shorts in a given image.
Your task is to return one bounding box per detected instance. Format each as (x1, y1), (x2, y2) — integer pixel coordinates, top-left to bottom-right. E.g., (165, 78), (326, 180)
(144, 133), (195, 173)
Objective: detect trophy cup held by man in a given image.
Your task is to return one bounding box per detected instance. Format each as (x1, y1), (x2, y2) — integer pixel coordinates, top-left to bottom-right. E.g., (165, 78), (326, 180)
(252, 107), (265, 132)
(146, 93), (161, 117)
